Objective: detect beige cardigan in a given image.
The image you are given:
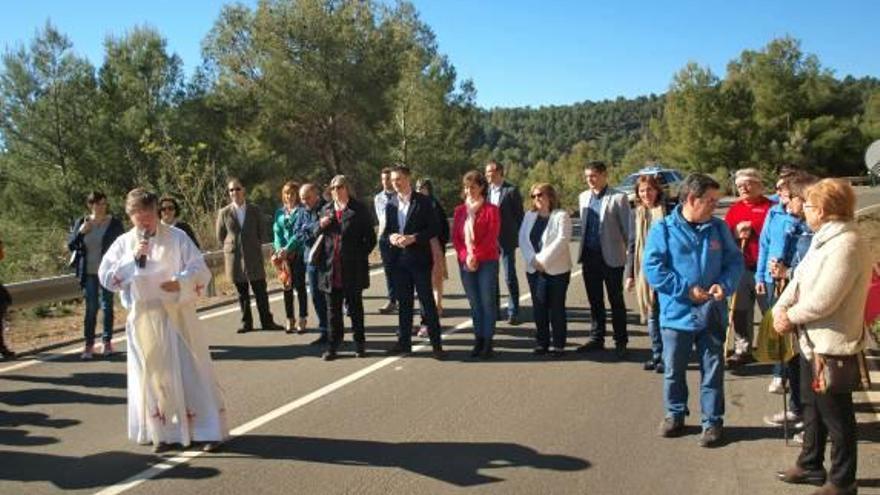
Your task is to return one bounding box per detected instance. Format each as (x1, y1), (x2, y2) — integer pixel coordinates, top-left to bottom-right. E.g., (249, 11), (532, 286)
(776, 221), (871, 357)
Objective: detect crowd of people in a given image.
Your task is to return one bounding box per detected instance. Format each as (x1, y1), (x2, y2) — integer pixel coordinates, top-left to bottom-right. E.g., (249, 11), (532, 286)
(0, 158), (873, 495)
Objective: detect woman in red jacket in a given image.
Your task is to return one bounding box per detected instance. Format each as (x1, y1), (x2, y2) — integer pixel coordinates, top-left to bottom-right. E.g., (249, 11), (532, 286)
(452, 170), (501, 358)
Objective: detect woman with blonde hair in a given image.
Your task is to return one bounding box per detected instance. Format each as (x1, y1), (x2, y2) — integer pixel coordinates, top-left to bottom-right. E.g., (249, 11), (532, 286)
(625, 175), (667, 372)
(774, 178), (871, 495)
(519, 183), (572, 356)
(273, 180), (308, 334)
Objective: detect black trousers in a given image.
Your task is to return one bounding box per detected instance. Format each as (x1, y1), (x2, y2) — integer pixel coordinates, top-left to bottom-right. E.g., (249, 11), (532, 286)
(326, 287), (365, 350)
(582, 249), (628, 345)
(235, 279), (274, 329)
(797, 354), (858, 487)
(394, 263), (441, 348)
(282, 257), (308, 319)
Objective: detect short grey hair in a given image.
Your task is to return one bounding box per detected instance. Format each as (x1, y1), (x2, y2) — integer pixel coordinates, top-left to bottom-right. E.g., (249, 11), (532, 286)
(678, 173), (720, 203)
(125, 188), (159, 215)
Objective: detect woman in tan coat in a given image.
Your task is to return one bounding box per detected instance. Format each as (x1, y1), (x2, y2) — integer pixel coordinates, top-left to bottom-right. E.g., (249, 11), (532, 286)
(773, 179), (871, 495)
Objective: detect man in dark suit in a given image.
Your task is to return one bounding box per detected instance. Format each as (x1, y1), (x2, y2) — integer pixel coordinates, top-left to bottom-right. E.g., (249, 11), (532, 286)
(383, 165), (445, 359)
(313, 175), (376, 360)
(216, 178), (282, 333)
(485, 160), (524, 325)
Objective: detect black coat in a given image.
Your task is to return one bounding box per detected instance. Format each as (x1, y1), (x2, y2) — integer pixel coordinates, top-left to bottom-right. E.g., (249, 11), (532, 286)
(67, 216), (125, 287)
(313, 198), (377, 293)
(495, 181), (524, 251)
(381, 192), (439, 269)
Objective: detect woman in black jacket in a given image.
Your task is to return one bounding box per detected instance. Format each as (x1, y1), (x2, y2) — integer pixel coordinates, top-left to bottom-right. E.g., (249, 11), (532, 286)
(68, 191), (125, 359)
(313, 176), (377, 360)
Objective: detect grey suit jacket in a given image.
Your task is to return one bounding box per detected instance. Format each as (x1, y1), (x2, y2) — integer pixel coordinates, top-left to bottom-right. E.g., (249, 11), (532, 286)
(216, 202), (268, 283)
(577, 187), (632, 268)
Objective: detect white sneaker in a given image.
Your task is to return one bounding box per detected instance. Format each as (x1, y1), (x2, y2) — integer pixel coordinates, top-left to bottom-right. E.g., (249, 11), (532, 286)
(763, 410), (801, 426)
(81, 345), (94, 360)
(791, 432), (804, 445)
(767, 376), (785, 394)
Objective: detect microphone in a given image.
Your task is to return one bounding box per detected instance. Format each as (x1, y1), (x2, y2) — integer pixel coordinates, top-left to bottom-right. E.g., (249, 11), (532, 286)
(136, 229), (151, 268)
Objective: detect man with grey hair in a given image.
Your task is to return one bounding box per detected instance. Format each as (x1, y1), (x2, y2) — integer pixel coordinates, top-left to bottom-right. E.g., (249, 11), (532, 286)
(100, 187), (228, 453)
(644, 174), (744, 447)
(723, 168), (772, 366)
(293, 182), (329, 345)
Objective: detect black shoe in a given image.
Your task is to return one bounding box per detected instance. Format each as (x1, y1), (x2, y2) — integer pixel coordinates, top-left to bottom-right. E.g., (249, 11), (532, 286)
(0, 347), (15, 360)
(549, 347), (565, 358)
(432, 344), (446, 360)
(386, 343), (411, 355)
(698, 425), (723, 447)
(322, 349), (337, 361)
(480, 339), (494, 359)
(614, 344), (628, 360)
(576, 340), (604, 353)
(507, 315), (520, 326)
(309, 336), (328, 346)
(533, 346), (549, 356)
(471, 338), (485, 358)
(236, 326), (253, 334)
(355, 342), (366, 358)
(655, 362), (665, 374)
(726, 352), (754, 367)
(643, 360), (657, 371)
(378, 301), (398, 315)
(262, 322), (284, 331)
(776, 466), (827, 486)
(658, 416), (685, 437)
(152, 442), (173, 454)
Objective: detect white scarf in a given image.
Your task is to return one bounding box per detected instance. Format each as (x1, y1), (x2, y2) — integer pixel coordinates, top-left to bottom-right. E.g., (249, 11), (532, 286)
(464, 197), (483, 258)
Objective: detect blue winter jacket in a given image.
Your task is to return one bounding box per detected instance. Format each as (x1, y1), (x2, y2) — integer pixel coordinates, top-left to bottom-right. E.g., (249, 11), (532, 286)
(755, 202), (796, 284)
(787, 218), (813, 275)
(643, 205), (744, 332)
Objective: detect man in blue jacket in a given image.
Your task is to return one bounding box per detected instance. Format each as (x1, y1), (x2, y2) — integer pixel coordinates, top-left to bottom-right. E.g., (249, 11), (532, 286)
(293, 183), (329, 345)
(644, 173), (744, 448)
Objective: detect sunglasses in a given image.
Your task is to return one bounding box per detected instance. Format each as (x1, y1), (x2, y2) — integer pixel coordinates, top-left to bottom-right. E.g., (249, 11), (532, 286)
(329, 185), (344, 190)
(530, 192), (545, 199)
(228, 187), (242, 192)
(160, 206), (176, 212)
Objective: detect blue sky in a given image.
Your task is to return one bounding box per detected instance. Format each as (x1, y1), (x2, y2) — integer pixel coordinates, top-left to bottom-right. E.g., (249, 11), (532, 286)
(2, 0), (877, 109)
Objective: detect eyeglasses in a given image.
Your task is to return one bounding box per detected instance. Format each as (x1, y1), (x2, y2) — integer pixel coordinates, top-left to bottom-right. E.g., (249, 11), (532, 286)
(228, 187), (242, 192)
(804, 203), (816, 209)
(530, 192), (544, 199)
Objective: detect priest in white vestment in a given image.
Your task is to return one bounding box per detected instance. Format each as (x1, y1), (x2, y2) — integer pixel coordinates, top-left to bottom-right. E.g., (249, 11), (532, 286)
(99, 188), (228, 453)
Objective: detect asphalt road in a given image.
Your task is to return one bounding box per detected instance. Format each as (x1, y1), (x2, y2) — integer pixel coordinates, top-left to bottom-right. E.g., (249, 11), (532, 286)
(2, 190), (880, 495)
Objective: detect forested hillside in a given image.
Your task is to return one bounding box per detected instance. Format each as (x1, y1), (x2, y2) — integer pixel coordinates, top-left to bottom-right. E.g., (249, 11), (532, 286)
(1, 0), (879, 282)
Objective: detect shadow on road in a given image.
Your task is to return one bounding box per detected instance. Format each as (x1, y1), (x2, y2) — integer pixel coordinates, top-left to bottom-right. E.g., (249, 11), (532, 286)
(0, 388), (124, 407)
(0, 372), (125, 389)
(220, 434), (590, 487)
(0, 450), (218, 489)
(0, 410), (79, 447)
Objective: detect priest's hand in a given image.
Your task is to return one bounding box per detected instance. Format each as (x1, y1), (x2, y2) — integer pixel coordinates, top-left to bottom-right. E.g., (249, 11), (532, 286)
(160, 280), (181, 293)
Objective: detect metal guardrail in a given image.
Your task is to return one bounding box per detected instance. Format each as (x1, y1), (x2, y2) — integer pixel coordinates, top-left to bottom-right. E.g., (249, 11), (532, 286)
(5, 243), (274, 308)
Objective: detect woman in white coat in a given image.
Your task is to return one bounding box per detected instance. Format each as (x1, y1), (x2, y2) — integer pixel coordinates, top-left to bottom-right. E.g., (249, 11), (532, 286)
(519, 183), (572, 357)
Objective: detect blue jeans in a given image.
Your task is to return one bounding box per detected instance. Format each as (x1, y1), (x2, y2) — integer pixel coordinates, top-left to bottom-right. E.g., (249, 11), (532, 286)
(495, 247), (520, 318)
(379, 239), (397, 304)
(661, 325), (725, 428)
(527, 271), (570, 349)
(307, 264), (328, 337)
(647, 298), (662, 364)
(83, 274), (114, 347)
(461, 260), (499, 339)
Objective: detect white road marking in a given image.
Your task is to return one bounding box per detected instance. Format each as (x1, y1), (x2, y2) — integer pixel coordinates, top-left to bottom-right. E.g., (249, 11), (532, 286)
(1, 250), (462, 374)
(94, 269), (582, 495)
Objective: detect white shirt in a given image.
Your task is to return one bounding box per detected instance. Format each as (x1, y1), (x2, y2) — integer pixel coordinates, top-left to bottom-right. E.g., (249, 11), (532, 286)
(334, 200), (348, 212)
(231, 201), (246, 227)
(374, 190), (396, 232)
(397, 192), (412, 234)
(489, 183), (502, 206)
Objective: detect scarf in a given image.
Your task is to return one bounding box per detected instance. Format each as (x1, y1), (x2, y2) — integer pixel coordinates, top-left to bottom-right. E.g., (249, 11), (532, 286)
(464, 197), (483, 260)
(634, 204), (665, 323)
